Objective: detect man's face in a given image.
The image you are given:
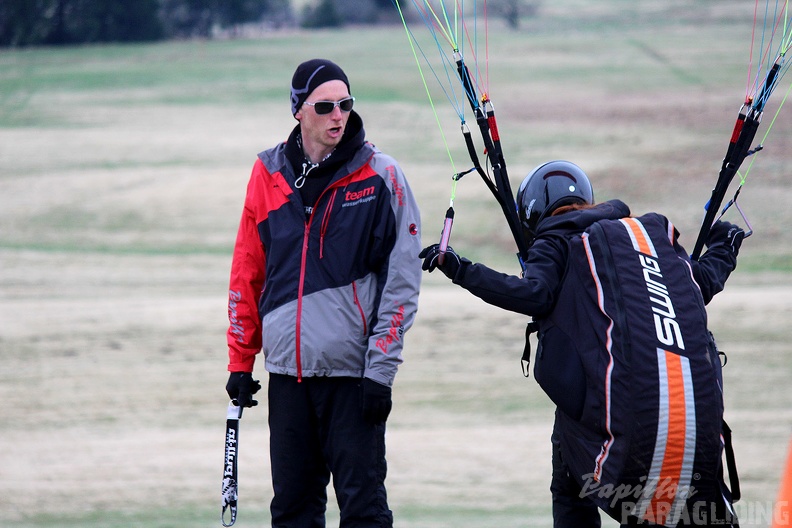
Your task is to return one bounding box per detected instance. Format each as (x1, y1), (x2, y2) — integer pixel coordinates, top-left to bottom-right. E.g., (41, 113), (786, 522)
(295, 80), (352, 157)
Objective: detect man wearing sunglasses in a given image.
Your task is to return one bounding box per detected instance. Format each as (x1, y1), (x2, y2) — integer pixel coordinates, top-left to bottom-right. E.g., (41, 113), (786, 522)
(224, 58), (422, 527)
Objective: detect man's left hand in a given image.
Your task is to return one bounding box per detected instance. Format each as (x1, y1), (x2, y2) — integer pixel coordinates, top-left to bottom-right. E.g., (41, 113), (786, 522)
(361, 378), (392, 424)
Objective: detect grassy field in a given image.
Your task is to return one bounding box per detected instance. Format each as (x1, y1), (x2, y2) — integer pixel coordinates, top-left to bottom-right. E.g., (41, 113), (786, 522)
(2, 2), (792, 527)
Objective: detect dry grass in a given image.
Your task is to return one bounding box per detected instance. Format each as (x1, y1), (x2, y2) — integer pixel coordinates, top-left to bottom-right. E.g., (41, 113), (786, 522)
(2, 4), (792, 526)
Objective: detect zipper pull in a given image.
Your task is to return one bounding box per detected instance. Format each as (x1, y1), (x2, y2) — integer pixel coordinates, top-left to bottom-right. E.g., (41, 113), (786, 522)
(295, 164), (307, 189)
(296, 161), (317, 189)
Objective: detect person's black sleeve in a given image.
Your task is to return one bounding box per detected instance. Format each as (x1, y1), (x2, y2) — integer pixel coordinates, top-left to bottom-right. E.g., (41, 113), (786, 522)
(453, 236), (568, 317)
(691, 220), (744, 304)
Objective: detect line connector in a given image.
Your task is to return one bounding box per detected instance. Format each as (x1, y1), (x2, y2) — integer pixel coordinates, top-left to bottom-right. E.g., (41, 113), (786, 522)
(453, 167), (476, 181)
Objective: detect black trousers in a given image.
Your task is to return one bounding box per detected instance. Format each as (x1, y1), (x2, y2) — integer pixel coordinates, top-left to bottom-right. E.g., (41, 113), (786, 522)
(551, 430), (602, 528)
(267, 373), (392, 528)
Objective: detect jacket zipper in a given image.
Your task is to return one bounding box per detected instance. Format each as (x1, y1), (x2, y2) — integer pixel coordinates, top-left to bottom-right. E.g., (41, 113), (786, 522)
(319, 188), (338, 258)
(351, 281), (368, 335)
(295, 222), (310, 382)
(293, 173), (356, 382)
(294, 179), (344, 382)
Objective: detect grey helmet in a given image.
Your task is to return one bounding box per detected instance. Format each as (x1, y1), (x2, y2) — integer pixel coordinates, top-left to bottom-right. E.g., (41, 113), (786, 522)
(516, 160), (594, 244)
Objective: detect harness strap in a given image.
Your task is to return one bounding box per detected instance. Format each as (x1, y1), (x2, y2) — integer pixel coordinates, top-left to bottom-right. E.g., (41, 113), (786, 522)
(722, 419), (741, 502)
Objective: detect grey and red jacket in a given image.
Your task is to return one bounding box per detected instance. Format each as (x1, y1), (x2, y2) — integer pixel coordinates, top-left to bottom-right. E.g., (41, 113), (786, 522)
(226, 115), (422, 386)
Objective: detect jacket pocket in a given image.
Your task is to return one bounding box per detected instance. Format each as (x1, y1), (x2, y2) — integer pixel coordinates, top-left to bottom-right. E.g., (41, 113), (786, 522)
(351, 281), (368, 336)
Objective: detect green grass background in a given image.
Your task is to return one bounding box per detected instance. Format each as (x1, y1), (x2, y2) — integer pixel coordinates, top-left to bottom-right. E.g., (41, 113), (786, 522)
(2, 2), (792, 527)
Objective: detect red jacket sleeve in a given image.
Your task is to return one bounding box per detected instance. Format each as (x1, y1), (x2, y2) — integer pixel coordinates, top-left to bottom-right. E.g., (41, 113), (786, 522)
(226, 164), (267, 372)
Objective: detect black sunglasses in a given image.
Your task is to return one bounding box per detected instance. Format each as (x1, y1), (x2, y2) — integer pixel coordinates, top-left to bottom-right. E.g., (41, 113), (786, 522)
(303, 96), (355, 115)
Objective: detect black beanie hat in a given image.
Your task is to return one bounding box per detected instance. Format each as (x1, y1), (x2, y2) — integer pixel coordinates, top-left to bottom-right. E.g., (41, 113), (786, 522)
(290, 59), (351, 115)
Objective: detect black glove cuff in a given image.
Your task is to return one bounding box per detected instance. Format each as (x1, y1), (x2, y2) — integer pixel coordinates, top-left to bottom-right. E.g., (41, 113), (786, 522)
(452, 257), (471, 282)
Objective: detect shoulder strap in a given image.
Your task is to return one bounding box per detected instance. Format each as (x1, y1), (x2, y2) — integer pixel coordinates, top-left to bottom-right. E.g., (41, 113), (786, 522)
(722, 419), (741, 502)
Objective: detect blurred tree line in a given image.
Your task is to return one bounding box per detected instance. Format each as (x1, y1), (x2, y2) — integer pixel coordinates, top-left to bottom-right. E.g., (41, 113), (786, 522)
(0, 0), (533, 47)
(0, 0), (396, 46)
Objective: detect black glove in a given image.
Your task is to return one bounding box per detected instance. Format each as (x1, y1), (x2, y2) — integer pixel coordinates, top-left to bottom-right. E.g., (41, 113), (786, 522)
(418, 244), (469, 280)
(707, 220), (745, 256)
(226, 372), (262, 407)
(361, 378), (392, 424)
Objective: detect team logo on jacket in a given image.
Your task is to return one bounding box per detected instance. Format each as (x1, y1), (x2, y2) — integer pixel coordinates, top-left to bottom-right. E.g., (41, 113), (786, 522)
(343, 185), (376, 207)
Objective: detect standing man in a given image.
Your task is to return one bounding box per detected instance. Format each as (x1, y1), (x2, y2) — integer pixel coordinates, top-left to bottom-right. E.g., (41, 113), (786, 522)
(225, 58), (422, 527)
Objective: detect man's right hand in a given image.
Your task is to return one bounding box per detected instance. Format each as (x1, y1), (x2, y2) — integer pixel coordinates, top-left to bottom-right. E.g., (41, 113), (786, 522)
(226, 372), (262, 407)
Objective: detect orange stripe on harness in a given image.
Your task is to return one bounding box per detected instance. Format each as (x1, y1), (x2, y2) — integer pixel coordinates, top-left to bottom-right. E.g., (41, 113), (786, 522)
(647, 353), (687, 525)
(637, 350), (695, 527)
(621, 217), (655, 256)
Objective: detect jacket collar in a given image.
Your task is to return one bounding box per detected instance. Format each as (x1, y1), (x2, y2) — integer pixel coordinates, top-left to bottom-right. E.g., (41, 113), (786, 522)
(284, 110), (366, 181)
(536, 199), (631, 235)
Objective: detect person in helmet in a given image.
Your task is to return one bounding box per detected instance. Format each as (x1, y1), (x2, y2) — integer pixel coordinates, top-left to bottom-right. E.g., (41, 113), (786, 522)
(516, 160), (594, 244)
(418, 160), (745, 528)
